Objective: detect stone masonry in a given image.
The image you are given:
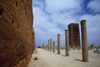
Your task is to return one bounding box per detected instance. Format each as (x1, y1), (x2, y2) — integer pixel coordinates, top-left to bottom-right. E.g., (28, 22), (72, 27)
(32, 28), (35, 54)
(48, 40), (49, 51)
(50, 38), (52, 52)
(68, 23), (80, 48)
(58, 34), (60, 54)
(0, 0), (33, 67)
(53, 41), (55, 53)
(80, 20), (88, 62)
(65, 29), (69, 56)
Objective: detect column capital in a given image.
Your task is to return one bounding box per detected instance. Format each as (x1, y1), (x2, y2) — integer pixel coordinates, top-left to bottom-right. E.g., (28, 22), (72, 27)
(80, 20), (86, 22)
(65, 29), (69, 31)
(57, 34), (60, 35)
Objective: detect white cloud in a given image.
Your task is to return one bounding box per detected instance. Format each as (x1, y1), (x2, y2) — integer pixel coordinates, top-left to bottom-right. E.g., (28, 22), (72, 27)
(33, 6), (63, 41)
(45, 0), (82, 13)
(33, 7), (57, 29)
(33, 0), (100, 47)
(49, 11), (77, 26)
(87, 0), (100, 13)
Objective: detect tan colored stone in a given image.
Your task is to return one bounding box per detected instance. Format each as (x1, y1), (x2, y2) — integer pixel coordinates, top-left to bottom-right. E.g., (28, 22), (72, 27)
(57, 34), (60, 54)
(80, 20), (88, 62)
(28, 48), (100, 67)
(50, 38), (52, 52)
(65, 29), (69, 56)
(43, 43), (44, 49)
(53, 41), (55, 53)
(0, 0), (33, 67)
(48, 40), (49, 51)
(46, 44), (48, 50)
(68, 23), (80, 48)
(32, 28), (35, 54)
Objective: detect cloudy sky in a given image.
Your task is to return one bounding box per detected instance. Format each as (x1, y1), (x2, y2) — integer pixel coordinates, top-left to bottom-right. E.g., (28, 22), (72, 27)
(32, 0), (100, 47)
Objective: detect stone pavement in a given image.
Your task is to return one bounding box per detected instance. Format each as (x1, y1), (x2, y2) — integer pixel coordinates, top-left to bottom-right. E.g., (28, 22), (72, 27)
(27, 48), (100, 67)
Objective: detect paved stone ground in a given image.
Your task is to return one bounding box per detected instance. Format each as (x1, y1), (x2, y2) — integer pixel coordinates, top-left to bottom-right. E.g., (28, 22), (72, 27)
(27, 48), (100, 67)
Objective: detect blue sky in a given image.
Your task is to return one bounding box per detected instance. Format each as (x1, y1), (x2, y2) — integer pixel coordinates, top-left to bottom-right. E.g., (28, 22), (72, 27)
(32, 0), (100, 47)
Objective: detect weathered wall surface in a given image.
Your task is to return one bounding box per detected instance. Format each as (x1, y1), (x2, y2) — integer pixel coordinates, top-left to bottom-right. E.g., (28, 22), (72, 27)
(68, 23), (80, 48)
(0, 0), (33, 67)
(32, 28), (35, 53)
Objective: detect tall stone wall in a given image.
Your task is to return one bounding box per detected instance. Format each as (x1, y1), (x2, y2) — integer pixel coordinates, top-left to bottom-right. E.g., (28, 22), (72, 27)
(0, 0), (33, 67)
(32, 28), (35, 53)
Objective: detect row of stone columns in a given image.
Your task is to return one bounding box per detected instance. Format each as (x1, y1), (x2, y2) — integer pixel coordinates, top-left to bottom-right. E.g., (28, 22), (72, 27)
(42, 34), (61, 54)
(42, 32), (69, 56)
(42, 20), (88, 62)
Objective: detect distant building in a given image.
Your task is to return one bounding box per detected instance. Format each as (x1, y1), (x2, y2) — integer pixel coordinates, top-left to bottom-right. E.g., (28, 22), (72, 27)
(68, 23), (80, 47)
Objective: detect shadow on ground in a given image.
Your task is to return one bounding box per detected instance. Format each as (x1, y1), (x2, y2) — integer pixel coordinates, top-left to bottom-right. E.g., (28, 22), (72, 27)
(75, 59), (83, 62)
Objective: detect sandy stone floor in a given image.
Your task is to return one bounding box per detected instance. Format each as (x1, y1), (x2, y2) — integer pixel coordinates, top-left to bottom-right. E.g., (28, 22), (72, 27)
(27, 48), (100, 67)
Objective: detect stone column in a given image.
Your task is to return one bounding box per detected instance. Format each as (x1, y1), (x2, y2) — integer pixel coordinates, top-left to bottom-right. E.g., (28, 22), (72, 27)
(43, 43), (44, 49)
(47, 45), (48, 50)
(57, 34), (60, 54)
(65, 29), (69, 56)
(46, 45), (47, 50)
(53, 41), (55, 53)
(48, 40), (49, 51)
(46, 44), (48, 50)
(80, 20), (88, 62)
(50, 38), (52, 52)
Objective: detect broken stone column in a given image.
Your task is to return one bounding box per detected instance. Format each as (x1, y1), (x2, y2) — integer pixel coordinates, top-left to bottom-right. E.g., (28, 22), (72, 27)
(50, 38), (52, 52)
(47, 45), (48, 50)
(46, 46), (47, 50)
(47, 44), (48, 50)
(65, 29), (69, 56)
(57, 34), (60, 54)
(48, 40), (49, 51)
(53, 41), (55, 53)
(45, 45), (47, 50)
(80, 20), (88, 62)
(43, 43), (44, 49)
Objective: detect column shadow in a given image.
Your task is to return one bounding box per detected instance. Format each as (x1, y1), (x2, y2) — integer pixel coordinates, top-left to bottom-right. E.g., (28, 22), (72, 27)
(75, 59), (83, 62)
(61, 55), (69, 57)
